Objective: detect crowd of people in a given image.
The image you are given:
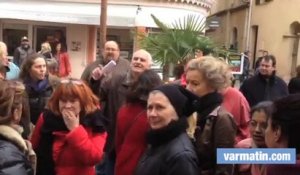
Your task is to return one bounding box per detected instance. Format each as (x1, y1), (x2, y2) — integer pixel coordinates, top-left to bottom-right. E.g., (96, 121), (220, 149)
(0, 37), (300, 175)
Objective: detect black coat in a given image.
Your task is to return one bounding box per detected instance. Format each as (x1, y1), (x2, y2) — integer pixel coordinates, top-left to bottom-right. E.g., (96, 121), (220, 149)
(24, 77), (54, 124)
(240, 73), (288, 107)
(288, 77), (300, 94)
(135, 120), (199, 175)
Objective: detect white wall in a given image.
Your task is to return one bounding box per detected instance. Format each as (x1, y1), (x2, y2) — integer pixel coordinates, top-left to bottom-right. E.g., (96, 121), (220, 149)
(66, 24), (88, 78)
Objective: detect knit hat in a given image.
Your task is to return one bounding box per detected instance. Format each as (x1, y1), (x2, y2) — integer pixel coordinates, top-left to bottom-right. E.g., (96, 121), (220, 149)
(153, 84), (200, 117)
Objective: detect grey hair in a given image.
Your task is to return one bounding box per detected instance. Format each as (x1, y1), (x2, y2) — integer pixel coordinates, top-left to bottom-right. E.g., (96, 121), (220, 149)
(134, 49), (153, 65)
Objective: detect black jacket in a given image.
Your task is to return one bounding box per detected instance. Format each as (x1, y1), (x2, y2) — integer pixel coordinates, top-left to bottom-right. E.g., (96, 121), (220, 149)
(0, 125), (33, 175)
(240, 73), (288, 107)
(135, 119), (199, 175)
(24, 77), (54, 124)
(288, 77), (300, 94)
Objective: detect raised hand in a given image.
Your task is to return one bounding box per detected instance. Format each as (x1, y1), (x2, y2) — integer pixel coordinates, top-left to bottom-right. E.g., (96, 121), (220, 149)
(91, 65), (104, 80)
(62, 109), (80, 131)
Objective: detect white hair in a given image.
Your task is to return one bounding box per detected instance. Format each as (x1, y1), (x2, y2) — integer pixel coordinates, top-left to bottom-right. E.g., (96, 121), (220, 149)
(133, 49), (153, 65)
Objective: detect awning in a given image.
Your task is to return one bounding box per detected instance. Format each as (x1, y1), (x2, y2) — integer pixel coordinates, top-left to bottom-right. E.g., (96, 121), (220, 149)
(135, 6), (206, 28)
(0, 0), (206, 28)
(0, 1), (137, 27)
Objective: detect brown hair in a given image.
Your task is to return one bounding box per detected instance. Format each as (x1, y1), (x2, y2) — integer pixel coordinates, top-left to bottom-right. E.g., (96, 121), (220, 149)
(270, 94), (300, 154)
(19, 53), (47, 80)
(47, 79), (99, 116)
(0, 80), (25, 124)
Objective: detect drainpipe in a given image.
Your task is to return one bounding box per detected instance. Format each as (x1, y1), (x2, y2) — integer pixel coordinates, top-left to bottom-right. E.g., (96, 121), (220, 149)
(245, 0), (253, 50)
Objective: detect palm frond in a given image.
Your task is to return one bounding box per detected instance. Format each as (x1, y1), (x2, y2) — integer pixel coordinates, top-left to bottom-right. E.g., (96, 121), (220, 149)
(139, 14), (216, 66)
(151, 14), (170, 32)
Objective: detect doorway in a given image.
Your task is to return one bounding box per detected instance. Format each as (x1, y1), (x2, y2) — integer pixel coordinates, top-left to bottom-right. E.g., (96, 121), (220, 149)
(34, 26), (66, 53)
(2, 23), (28, 56)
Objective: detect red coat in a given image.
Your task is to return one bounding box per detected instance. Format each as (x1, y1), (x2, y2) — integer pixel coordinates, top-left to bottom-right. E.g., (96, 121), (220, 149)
(222, 87), (250, 143)
(115, 103), (149, 175)
(31, 114), (107, 175)
(56, 52), (71, 77)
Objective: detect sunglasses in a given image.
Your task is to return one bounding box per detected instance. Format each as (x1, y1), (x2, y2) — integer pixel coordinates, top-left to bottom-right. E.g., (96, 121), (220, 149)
(60, 78), (84, 85)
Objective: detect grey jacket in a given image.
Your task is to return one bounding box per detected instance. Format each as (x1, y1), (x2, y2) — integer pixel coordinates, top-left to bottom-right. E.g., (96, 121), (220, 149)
(0, 125), (35, 175)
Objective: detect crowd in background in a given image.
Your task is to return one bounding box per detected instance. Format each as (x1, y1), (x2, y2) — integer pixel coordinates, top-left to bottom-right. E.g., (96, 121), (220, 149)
(0, 37), (300, 175)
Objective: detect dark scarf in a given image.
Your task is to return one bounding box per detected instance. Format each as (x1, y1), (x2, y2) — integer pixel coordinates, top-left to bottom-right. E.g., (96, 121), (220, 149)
(25, 76), (50, 93)
(194, 92), (223, 130)
(146, 118), (188, 148)
(36, 109), (108, 175)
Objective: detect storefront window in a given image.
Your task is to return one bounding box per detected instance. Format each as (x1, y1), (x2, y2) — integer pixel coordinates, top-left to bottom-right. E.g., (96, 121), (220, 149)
(2, 23), (28, 56)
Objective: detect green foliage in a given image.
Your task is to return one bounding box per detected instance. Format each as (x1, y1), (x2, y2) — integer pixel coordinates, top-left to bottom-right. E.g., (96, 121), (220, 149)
(139, 14), (215, 66)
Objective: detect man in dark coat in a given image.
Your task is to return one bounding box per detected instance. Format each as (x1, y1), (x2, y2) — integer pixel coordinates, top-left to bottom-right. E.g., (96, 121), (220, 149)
(240, 55), (288, 107)
(288, 65), (300, 94)
(81, 41), (153, 175)
(13, 36), (34, 67)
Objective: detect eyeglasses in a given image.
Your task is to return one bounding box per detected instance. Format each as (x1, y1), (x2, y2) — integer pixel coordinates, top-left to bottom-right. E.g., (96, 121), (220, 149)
(105, 47), (118, 52)
(60, 78), (84, 85)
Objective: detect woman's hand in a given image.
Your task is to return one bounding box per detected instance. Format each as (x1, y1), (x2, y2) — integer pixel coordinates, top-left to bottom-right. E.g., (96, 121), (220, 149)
(62, 110), (80, 131)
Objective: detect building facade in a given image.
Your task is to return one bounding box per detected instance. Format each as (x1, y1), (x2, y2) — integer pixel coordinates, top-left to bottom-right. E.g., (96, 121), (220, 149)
(207, 0), (300, 81)
(0, 0), (214, 78)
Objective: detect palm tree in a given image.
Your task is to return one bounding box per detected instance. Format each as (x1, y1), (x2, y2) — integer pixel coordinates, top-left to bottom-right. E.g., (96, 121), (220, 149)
(139, 14), (215, 80)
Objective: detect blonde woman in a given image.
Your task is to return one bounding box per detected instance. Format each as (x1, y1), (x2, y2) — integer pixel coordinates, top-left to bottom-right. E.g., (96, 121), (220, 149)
(185, 56), (237, 175)
(38, 42), (52, 60)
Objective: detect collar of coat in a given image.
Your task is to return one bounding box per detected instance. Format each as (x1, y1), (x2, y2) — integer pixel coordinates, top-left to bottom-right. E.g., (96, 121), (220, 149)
(0, 125), (27, 152)
(146, 118), (188, 148)
(258, 71), (276, 84)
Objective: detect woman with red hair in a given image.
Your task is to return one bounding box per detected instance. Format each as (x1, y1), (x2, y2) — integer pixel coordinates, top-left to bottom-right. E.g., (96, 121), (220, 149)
(31, 78), (108, 175)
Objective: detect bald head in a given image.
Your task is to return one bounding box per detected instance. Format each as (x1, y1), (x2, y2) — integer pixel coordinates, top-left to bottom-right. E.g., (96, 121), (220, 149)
(130, 49), (153, 78)
(132, 49), (152, 65)
(105, 41), (119, 50)
(103, 41), (120, 62)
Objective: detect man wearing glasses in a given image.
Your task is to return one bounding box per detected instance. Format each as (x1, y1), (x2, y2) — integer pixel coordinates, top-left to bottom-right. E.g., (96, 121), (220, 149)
(81, 41), (130, 91)
(100, 48), (153, 175)
(81, 41), (153, 175)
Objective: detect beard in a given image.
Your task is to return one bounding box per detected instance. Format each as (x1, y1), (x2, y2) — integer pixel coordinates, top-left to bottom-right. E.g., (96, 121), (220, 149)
(21, 44), (29, 50)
